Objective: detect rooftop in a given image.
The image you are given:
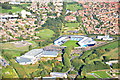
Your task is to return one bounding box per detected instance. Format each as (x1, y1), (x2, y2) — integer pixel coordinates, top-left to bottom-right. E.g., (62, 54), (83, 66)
(25, 49), (43, 57)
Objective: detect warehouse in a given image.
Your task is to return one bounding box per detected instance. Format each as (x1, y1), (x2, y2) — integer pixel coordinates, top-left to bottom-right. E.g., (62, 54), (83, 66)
(16, 49), (58, 65)
(50, 72), (67, 78)
(97, 35), (113, 40)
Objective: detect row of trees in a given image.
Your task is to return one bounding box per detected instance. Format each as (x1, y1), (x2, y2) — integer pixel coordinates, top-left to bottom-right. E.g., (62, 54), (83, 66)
(0, 2), (12, 9)
(82, 61), (110, 73)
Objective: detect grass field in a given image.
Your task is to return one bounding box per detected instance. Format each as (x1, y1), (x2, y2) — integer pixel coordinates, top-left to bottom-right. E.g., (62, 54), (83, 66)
(81, 40), (119, 59)
(22, 63), (39, 75)
(62, 40), (79, 47)
(62, 23), (85, 35)
(66, 3), (83, 11)
(2, 66), (19, 78)
(3, 50), (24, 58)
(91, 71), (112, 78)
(0, 6), (23, 13)
(0, 40), (37, 51)
(86, 74), (96, 78)
(10, 59), (28, 78)
(99, 41), (119, 50)
(20, 3), (31, 7)
(65, 23), (79, 28)
(102, 48), (119, 59)
(36, 29), (55, 40)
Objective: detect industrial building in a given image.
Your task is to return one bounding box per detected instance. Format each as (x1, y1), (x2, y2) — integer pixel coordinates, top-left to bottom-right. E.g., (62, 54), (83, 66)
(54, 35), (96, 47)
(16, 49), (58, 65)
(96, 35), (113, 40)
(50, 72), (67, 78)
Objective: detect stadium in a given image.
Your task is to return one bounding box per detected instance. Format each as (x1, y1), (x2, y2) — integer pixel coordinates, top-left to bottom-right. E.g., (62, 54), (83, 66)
(54, 35), (96, 47)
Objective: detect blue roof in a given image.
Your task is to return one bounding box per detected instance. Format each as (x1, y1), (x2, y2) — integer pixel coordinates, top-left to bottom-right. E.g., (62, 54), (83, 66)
(42, 51), (58, 55)
(16, 57), (32, 63)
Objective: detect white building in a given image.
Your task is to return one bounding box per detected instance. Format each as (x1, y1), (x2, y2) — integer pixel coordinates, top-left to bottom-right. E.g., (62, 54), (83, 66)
(54, 36), (68, 45)
(54, 35), (96, 47)
(78, 37), (96, 47)
(16, 49), (58, 65)
(106, 60), (118, 66)
(9, 2), (20, 4)
(1, 15), (19, 20)
(97, 35), (113, 40)
(50, 72), (67, 78)
(21, 10), (32, 18)
(16, 49), (43, 65)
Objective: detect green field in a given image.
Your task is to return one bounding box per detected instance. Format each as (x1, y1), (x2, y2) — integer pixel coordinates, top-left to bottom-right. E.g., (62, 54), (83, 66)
(2, 66), (19, 78)
(63, 23), (80, 33)
(20, 3), (31, 7)
(36, 29), (55, 40)
(3, 50), (25, 59)
(0, 40), (37, 51)
(81, 40), (119, 59)
(62, 40), (79, 47)
(0, 6), (23, 13)
(66, 3), (83, 11)
(86, 74), (96, 78)
(65, 23), (79, 28)
(102, 48), (119, 59)
(91, 71), (112, 78)
(10, 59), (28, 78)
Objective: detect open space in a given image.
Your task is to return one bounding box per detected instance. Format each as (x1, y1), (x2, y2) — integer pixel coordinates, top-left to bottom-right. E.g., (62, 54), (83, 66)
(66, 2), (83, 11)
(0, 40), (37, 51)
(62, 40), (79, 47)
(65, 23), (79, 28)
(81, 40), (119, 59)
(2, 66), (19, 78)
(20, 3), (31, 7)
(36, 29), (55, 40)
(90, 71), (112, 78)
(102, 48), (119, 59)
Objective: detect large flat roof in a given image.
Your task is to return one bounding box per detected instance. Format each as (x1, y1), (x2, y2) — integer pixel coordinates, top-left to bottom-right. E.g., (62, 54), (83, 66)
(42, 51), (58, 56)
(16, 57), (31, 63)
(25, 49), (43, 57)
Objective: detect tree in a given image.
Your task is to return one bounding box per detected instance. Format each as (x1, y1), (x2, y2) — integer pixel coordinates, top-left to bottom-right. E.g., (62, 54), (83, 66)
(1, 49), (4, 54)
(71, 58), (84, 71)
(28, 45), (32, 50)
(105, 48), (110, 52)
(89, 54), (97, 60)
(40, 70), (48, 77)
(63, 53), (71, 68)
(38, 42), (42, 47)
(103, 56), (110, 61)
(2, 4), (12, 9)
(82, 70), (86, 77)
(76, 16), (82, 23)
(9, 11), (13, 15)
